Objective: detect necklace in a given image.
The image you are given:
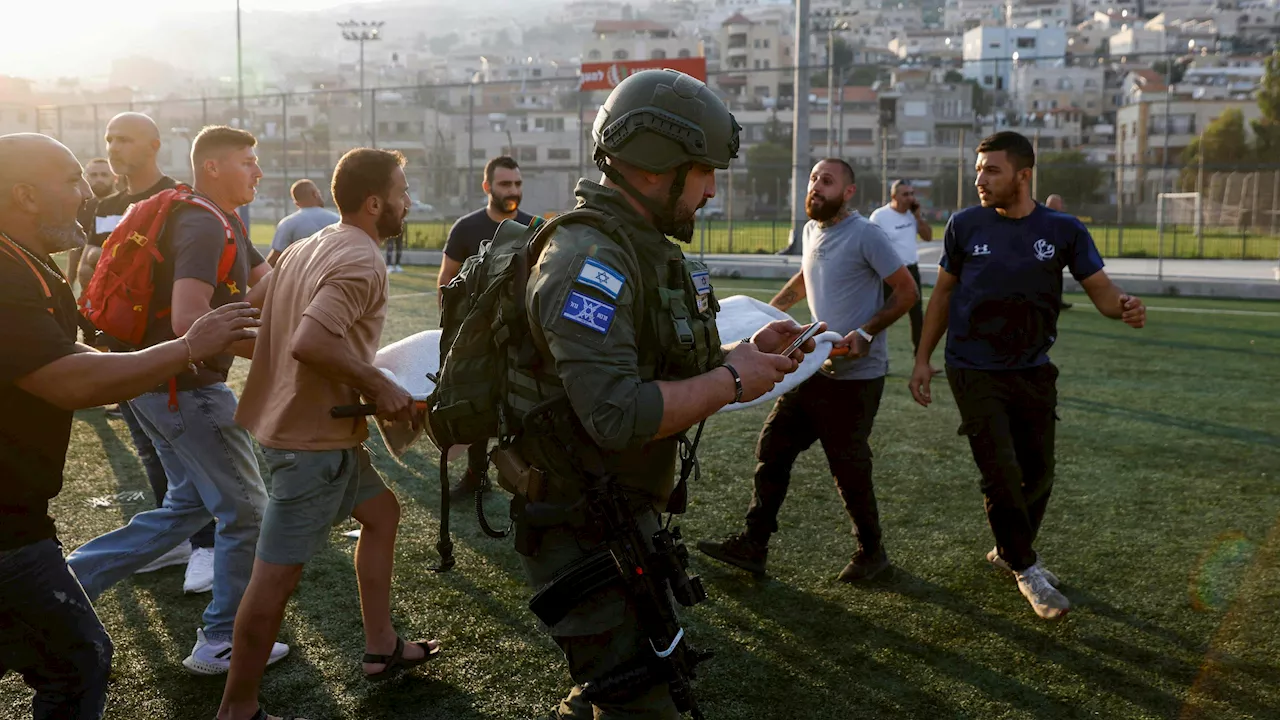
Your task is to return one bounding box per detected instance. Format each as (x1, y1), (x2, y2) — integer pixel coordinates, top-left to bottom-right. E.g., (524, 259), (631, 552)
(0, 231), (67, 283)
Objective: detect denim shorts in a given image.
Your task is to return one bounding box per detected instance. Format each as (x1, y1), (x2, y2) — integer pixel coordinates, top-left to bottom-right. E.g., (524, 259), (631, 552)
(257, 444), (389, 565)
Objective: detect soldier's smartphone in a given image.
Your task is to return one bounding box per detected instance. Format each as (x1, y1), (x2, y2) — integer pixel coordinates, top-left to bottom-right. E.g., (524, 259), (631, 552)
(780, 322), (823, 357)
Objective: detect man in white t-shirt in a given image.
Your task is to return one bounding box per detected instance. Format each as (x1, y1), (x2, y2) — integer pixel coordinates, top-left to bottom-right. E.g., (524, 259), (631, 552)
(869, 180), (933, 354)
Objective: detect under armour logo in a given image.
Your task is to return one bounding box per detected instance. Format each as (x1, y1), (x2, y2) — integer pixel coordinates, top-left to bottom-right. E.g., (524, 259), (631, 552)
(973, 244), (991, 256)
(1034, 239), (1056, 261)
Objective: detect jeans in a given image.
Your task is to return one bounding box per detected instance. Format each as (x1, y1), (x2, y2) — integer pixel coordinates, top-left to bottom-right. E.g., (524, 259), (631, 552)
(745, 373), (887, 554)
(0, 539), (113, 720)
(68, 383), (267, 637)
(385, 234), (403, 265)
(118, 400), (215, 549)
(947, 364), (1058, 572)
(883, 262), (924, 353)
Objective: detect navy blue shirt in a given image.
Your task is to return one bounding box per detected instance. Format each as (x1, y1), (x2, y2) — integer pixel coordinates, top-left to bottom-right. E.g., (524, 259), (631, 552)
(940, 204), (1104, 370)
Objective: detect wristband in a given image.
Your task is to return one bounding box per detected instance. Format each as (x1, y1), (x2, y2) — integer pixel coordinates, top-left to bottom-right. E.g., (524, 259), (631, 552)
(722, 364), (744, 404)
(854, 327), (874, 343)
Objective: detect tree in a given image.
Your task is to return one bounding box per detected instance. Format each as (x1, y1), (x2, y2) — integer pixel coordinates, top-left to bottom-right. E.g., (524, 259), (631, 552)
(1251, 52), (1280, 163)
(1037, 150), (1106, 207)
(944, 69), (965, 83)
(967, 79), (992, 116)
(746, 115), (792, 212)
(1181, 108), (1251, 190)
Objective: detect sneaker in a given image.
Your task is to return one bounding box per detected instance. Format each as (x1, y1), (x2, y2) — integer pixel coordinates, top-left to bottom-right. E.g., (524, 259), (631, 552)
(836, 546), (892, 583)
(448, 470), (490, 504)
(1016, 565), (1071, 620)
(182, 628), (291, 676)
(394, 264), (405, 273)
(696, 533), (768, 576)
(987, 546), (1060, 588)
(134, 542), (191, 575)
(183, 547), (215, 594)
(104, 404), (123, 419)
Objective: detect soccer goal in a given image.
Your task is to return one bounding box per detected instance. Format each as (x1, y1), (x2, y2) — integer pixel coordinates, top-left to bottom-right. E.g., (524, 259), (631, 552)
(1156, 192), (1205, 264)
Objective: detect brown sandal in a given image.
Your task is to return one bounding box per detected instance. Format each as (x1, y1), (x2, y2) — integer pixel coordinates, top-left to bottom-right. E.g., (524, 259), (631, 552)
(362, 636), (441, 681)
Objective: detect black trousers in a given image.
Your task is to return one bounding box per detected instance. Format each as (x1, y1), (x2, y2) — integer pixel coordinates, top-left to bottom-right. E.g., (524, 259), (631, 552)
(385, 234), (403, 265)
(883, 263), (924, 353)
(947, 364), (1058, 572)
(745, 373), (886, 553)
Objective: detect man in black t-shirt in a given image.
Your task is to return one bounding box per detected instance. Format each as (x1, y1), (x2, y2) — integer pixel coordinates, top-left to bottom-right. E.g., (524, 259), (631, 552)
(910, 132), (1146, 620)
(68, 157), (115, 290)
(437, 155), (534, 501)
(67, 126), (291, 677)
(77, 114), (220, 590)
(0, 132), (259, 719)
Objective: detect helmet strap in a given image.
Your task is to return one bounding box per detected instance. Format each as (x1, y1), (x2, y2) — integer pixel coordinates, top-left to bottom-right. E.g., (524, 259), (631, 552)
(595, 151), (695, 242)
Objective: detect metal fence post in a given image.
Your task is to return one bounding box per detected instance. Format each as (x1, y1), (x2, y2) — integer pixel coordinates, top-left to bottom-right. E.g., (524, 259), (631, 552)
(371, 89), (378, 149)
(282, 92), (290, 215)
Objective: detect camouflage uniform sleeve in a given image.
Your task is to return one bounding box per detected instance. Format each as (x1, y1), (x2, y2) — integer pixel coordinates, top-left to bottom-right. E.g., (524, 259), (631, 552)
(529, 226), (663, 452)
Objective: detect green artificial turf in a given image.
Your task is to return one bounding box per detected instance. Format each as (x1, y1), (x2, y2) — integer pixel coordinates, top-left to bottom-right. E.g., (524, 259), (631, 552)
(4, 268), (1277, 719)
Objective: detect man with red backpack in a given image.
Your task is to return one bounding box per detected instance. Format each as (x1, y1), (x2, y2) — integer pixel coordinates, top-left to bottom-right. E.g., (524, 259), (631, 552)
(67, 125), (291, 676)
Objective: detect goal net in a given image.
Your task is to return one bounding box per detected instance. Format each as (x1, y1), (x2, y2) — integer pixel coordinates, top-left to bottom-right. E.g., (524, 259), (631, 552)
(1156, 192), (1205, 258)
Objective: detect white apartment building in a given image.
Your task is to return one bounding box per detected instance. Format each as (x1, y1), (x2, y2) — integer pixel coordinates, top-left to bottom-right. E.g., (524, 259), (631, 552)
(718, 12), (792, 107)
(963, 26), (1069, 91)
(1005, 0), (1075, 28)
(584, 20), (702, 62)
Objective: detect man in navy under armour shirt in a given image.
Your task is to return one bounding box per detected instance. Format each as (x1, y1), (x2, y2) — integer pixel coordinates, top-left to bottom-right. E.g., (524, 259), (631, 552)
(909, 131), (1146, 620)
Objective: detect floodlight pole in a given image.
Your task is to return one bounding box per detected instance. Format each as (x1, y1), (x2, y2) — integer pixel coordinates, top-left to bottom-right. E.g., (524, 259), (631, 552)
(340, 20), (383, 144)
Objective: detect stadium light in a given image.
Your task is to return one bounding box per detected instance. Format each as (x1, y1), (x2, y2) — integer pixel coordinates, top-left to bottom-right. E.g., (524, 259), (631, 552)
(339, 20), (384, 142)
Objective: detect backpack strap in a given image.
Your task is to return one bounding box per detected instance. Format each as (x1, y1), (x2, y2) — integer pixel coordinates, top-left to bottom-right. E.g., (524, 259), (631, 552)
(177, 193), (239, 284)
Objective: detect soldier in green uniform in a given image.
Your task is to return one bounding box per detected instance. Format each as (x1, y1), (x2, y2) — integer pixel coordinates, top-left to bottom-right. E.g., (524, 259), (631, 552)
(511, 69), (820, 718)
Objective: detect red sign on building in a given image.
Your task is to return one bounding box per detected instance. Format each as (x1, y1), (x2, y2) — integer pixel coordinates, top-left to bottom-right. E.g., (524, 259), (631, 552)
(579, 57), (708, 91)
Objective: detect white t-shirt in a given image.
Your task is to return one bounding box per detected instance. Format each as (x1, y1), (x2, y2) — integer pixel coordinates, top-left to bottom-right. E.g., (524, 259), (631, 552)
(868, 204), (920, 266)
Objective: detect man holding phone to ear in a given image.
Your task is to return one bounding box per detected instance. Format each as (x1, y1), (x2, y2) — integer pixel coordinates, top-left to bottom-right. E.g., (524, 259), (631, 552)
(870, 179), (933, 358)
(698, 158), (918, 583)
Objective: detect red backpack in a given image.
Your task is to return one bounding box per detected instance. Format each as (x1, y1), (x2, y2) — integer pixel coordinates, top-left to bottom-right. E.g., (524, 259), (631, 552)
(80, 185), (240, 347)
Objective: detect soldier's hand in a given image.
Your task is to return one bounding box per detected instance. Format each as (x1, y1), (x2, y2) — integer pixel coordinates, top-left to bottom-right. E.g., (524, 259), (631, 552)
(751, 319), (825, 364)
(726, 342), (798, 403)
(184, 302), (261, 361)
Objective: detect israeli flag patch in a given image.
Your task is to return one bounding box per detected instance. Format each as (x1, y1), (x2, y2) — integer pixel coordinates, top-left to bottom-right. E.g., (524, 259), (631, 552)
(691, 270), (712, 295)
(561, 290), (616, 334)
(575, 258), (625, 300)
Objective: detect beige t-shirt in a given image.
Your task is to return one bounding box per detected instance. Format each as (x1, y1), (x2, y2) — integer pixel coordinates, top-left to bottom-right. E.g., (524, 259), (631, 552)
(237, 223), (387, 450)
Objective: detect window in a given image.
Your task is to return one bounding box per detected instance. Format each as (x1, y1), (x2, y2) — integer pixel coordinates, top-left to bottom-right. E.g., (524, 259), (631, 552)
(678, 49), (692, 58)
(763, 39), (770, 48)
(1084, 78), (1098, 88)
(471, 148), (487, 159)
(989, 42), (1001, 49)
(613, 50), (628, 60)
(983, 75), (994, 85)
(519, 147), (538, 162)
(1016, 37), (1036, 49)
(763, 60), (770, 69)
(532, 69), (542, 78)
(1058, 78), (1073, 90)
(396, 121), (410, 134)
(754, 86), (770, 98)
(902, 130), (928, 146)
(901, 158), (922, 171)
(588, 50), (601, 60)
(903, 100), (928, 117)
(754, 60), (761, 69)
(548, 148), (571, 160)
(651, 49), (667, 60)
(753, 39), (761, 48)
(1033, 79), (1043, 87)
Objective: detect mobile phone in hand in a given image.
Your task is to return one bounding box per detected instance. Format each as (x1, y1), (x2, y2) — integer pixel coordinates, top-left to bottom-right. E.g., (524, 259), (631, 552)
(781, 322), (823, 357)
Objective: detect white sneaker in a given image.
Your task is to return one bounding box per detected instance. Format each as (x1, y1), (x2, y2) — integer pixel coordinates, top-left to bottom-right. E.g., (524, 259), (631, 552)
(182, 628), (291, 676)
(134, 543), (191, 575)
(987, 546), (1060, 587)
(394, 264), (404, 273)
(183, 547), (215, 594)
(1015, 565), (1071, 620)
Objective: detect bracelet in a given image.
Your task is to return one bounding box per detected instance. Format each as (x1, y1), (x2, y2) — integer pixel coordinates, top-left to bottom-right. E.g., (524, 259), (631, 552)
(722, 364), (744, 404)
(739, 337), (752, 346)
(180, 336), (198, 374)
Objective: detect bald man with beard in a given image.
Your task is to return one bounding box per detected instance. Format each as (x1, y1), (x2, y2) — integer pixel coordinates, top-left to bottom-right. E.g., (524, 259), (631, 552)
(0, 133), (259, 720)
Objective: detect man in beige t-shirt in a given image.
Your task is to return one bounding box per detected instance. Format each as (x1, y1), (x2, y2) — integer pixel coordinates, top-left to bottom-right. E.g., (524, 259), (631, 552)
(219, 148), (440, 720)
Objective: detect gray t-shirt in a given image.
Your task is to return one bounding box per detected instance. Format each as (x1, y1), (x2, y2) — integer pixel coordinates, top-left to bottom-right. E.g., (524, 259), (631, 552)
(271, 206), (340, 252)
(801, 212), (904, 380)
